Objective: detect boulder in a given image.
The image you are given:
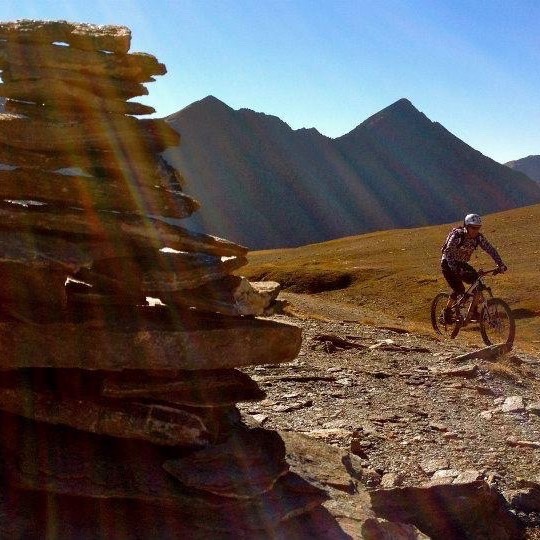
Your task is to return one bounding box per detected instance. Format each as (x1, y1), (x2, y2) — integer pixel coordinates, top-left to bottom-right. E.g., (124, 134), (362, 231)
(0, 77), (148, 102)
(0, 386), (210, 446)
(0, 114), (179, 153)
(81, 251), (247, 294)
(0, 231), (204, 271)
(0, 307), (302, 370)
(0, 169), (199, 218)
(0, 20), (131, 54)
(281, 431), (358, 494)
(102, 368), (265, 406)
(1, 417), (325, 530)
(164, 428), (288, 499)
(0, 206), (247, 257)
(361, 518), (430, 539)
(0, 41), (165, 79)
(233, 278), (281, 315)
(156, 275), (244, 316)
(5, 96), (155, 117)
(370, 481), (523, 540)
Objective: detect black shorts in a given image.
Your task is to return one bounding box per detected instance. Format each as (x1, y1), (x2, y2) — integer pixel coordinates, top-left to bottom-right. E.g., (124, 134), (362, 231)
(441, 260), (478, 299)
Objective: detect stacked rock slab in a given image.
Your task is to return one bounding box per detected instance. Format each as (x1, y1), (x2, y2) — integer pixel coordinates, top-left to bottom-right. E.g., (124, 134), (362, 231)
(0, 20), (321, 538)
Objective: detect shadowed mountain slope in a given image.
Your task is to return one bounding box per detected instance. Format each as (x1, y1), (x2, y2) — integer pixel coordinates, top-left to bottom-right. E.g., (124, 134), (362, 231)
(505, 155), (540, 183)
(164, 96), (540, 248)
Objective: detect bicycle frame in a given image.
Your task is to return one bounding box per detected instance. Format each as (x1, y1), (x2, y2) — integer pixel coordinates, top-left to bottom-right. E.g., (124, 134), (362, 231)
(453, 269), (497, 326)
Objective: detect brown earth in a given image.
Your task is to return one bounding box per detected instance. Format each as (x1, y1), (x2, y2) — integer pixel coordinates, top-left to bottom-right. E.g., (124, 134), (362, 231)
(241, 204), (540, 354)
(238, 293), (540, 535)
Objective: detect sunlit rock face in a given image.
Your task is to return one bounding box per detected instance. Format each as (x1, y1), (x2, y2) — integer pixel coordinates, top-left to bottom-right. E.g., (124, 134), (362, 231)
(0, 19), (328, 538)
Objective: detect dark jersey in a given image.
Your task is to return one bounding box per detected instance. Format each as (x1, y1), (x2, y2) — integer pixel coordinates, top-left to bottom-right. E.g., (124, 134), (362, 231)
(441, 226), (504, 271)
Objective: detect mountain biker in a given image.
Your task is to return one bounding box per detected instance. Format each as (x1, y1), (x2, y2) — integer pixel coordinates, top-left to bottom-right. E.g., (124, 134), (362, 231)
(441, 213), (507, 322)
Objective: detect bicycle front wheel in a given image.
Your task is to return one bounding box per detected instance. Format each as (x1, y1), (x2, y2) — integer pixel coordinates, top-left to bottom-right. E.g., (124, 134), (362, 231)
(431, 292), (452, 338)
(480, 298), (515, 347)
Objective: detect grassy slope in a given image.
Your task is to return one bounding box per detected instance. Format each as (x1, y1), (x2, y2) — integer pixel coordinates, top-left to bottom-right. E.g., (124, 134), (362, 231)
(242, 204), (540, 353)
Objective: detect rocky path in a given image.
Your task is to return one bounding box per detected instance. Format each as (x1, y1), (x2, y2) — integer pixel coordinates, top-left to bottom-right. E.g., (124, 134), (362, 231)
(238, 296), (540, 535)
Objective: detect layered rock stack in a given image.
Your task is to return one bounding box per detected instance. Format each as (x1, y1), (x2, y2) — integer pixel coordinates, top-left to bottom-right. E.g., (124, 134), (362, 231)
(0, 20), (323, 537)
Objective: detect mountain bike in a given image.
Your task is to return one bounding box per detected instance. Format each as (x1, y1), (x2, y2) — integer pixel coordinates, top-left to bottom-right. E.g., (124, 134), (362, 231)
(431, 268), (515, 347)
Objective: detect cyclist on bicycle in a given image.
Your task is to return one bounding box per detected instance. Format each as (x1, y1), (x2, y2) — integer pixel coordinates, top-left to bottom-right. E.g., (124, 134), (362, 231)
(441, 213), (507, 322)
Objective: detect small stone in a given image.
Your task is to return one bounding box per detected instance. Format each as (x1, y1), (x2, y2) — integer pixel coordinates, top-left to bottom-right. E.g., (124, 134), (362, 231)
(443, 432), (459, 439)
(251, 414), (268, 425)
(359, 468), (382, 487)
(420, 458), (449, 475)
(350, 440), (369, 459)
(233, 279), (280, 315)
(273, 399), (312, 413)
(304, 428), (351, 441)
(516, 477), (540, 489)
(430, 469), (459, 484)
(380, 472), (403, 488)
(370, 413), (400, 423)
(474, 385), (497, 396)
(479, 411), (494, 420)
(501, 396), (525, 413)
(369, 339), (394, 349)
(526, 402), (540, 415)
(429, 422), (449, 432)
(453, 470), (482, 484)
(505, 437), (540, 448)
(439, 364), (478, 378)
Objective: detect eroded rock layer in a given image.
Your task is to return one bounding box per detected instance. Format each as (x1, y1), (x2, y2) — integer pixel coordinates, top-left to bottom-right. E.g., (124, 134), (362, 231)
(0, 18), (320, 538)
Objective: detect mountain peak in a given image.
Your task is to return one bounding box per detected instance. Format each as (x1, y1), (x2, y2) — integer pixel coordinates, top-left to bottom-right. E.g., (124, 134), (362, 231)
(197, 95), (229, 107)
(166, 95), (232, 122)
(363, 98), (423, 125)
(388, 97), (415, 110)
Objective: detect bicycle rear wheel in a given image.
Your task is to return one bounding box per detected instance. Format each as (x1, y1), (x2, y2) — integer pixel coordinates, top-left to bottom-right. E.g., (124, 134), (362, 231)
(431, 292), (453, 338)
(480, 298), (515, 347)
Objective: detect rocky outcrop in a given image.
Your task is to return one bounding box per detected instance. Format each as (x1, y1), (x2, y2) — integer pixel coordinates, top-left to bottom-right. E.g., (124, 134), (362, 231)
(0, 19), (318, 538)
(370, 481), (523, 539)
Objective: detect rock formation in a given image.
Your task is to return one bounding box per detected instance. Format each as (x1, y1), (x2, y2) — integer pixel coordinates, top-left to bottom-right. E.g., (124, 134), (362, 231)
(0, 19), (321, 537)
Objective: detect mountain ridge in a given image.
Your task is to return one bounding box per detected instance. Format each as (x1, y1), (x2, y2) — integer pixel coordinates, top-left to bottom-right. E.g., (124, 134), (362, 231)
(163, 96), (540, 248)
(505, 155), (540, 184)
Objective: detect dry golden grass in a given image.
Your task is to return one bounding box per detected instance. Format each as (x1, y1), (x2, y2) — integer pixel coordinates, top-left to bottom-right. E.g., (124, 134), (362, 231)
(243, 204), (540, 353)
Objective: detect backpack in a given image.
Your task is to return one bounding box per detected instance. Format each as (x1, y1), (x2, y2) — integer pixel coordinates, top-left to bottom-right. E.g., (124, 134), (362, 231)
(441, 227), (466, 253)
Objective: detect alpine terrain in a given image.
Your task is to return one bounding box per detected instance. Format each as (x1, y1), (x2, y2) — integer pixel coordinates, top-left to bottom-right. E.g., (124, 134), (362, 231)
(164, 96), (540, 249)
(506, 155), (540, 184)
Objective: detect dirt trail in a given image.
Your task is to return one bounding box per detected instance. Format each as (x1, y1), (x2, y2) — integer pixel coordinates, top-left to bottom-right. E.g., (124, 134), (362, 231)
(240, 292), (540, 500)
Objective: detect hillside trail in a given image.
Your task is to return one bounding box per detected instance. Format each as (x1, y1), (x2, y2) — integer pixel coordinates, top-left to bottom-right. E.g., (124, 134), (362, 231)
(239, 290), (540, 522)
(279, 291), (415, 331)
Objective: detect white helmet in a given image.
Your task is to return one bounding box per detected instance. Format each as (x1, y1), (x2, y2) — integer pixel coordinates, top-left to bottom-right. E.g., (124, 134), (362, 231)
(464, 213), (482, 227)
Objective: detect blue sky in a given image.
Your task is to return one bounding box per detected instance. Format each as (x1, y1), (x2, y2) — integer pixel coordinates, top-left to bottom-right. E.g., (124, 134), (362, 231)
(2, 0), (539, 163)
